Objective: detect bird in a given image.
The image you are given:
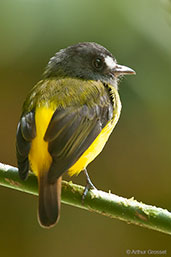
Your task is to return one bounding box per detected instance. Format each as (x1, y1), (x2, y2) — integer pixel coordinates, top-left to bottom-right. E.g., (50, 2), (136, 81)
(16, 42), (135, 228)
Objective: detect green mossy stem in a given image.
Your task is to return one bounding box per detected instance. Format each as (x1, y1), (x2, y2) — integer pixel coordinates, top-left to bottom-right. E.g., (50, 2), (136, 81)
(0, 162), (171, 235)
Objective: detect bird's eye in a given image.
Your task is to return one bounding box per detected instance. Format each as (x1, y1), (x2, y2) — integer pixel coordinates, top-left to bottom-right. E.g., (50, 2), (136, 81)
(92, 57), (104, 70)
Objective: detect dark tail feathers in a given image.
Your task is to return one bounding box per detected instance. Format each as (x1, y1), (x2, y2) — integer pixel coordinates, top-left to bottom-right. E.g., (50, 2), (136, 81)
(38, 173), (62, 228)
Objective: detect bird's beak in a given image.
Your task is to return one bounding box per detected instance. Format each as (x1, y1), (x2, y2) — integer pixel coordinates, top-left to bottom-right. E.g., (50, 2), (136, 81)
(113, 64), (136, 76)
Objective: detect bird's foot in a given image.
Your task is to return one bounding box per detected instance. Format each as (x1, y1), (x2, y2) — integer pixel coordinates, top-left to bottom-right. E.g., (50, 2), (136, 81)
(82, 169), (97, 203)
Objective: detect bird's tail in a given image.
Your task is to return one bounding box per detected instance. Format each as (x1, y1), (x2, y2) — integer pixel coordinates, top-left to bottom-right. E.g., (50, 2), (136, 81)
(38, 173), (62, 228)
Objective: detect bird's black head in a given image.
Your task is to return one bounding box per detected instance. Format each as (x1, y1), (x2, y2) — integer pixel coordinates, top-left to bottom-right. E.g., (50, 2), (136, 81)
(44, 42), (135, 89)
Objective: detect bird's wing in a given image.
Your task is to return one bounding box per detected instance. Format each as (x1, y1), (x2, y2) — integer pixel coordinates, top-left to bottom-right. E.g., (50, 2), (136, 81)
(16, 111), (36, 180)
(45, 95), (113, 183)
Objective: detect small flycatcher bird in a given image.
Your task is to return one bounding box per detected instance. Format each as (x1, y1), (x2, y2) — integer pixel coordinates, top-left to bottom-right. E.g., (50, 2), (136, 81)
(16, 42), (135, 228)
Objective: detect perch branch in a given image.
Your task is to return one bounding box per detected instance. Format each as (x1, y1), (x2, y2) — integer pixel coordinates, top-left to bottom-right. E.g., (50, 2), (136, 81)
(0, 162), (171, 235)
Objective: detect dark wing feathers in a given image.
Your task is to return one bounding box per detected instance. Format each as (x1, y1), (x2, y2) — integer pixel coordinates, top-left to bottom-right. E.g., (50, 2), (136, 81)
(16, 111), (36, 180)
(20, 112), (36, 141)
(44, 108), (77, 142)
(44, 95), (112, 183)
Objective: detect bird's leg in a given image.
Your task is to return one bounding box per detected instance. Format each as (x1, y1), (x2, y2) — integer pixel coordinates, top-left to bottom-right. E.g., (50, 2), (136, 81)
(82, 168), (97, 202)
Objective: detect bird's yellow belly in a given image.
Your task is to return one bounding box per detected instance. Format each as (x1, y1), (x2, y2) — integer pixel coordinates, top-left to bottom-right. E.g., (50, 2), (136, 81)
(68, 110), (120, 176)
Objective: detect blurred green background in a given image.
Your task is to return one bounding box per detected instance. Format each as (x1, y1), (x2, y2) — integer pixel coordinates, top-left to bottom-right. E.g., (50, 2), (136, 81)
(0, 0), (171, 256)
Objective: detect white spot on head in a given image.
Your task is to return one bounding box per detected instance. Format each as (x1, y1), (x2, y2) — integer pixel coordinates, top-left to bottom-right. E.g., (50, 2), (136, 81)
(105, 56), (116, 69)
